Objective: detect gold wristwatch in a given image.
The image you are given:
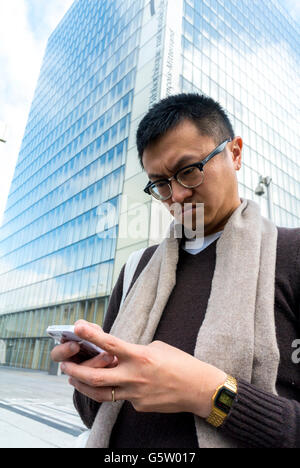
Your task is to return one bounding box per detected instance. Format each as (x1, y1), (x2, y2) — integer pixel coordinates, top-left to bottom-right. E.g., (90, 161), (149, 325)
(206, 375), (238, 427)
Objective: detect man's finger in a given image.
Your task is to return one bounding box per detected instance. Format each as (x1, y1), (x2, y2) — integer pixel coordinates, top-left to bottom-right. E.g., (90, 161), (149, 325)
(80, 352), (115, 368)
(70, 378), (112, 402)
(74, 320), (135, 359)
(61, 360), (122, 387)
(51, 342), (80, 362)
(69, 378), (125, 403)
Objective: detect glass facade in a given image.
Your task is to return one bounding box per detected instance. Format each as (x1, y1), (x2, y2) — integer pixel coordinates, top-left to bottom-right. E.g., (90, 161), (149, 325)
(0, 0), (144, 369)
(0, 0), (299, 370)
(0, 298), (106, 370)
(180, 0), (300, 225)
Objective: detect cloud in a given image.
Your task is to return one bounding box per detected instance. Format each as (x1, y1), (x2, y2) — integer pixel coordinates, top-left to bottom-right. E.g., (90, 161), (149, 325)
(281, 0), (300, 21)
(0, 0), (73, 227)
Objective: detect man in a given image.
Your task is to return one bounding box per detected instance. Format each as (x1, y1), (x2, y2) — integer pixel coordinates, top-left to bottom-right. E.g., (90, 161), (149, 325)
(52, 93), (300, 448)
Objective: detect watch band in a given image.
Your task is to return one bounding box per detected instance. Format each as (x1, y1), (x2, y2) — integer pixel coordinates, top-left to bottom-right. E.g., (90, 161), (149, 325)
(206, 375), (237, 428)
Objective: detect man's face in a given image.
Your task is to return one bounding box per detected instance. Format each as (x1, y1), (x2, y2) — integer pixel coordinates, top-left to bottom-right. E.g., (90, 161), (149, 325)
(142, 119), (242, 235)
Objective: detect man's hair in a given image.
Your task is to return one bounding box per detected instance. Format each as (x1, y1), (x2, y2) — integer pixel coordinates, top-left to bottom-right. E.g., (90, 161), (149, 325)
(136, 93), (235, 167)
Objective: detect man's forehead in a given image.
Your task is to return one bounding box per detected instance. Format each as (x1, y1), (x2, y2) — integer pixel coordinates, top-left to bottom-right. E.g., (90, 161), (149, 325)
(146, 154), (201, 179)
(142, 125), (216, 176)
(143, 121), (215, 155)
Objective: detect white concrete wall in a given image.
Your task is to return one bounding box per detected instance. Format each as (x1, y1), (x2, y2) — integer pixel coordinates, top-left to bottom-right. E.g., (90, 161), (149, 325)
(112, 0), (184, 286)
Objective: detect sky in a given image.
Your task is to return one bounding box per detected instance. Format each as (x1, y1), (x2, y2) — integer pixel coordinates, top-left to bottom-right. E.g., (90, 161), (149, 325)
(283, 0), (300, 19)
(0, 0), (299, 228)
(0, 0), (74, 226)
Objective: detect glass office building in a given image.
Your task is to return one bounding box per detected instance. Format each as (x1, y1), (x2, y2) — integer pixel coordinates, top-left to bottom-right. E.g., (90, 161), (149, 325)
(0, 0), (299, 370)
(180, 0), (300, 226)
(0, 0), (145, 370)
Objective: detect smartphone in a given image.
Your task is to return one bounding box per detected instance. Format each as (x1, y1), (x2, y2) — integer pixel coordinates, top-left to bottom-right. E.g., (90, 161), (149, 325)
(47, 325), (104, 358)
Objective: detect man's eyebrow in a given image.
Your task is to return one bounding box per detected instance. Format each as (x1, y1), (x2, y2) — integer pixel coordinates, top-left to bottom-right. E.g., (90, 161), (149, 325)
(148, 154), (199, 179)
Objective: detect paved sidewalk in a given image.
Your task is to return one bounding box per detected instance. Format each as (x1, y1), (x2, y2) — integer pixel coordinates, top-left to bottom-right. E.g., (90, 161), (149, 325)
(0, 366), (86, 448)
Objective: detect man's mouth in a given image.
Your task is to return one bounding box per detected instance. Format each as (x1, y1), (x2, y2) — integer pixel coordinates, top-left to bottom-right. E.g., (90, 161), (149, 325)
(182, 203), (202, 213)
(164, 202), (204, 218)
(183, 205), (196, 211)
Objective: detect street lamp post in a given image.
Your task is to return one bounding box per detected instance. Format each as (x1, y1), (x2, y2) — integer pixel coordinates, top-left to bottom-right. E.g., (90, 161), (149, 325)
(255, 175), (273, 220)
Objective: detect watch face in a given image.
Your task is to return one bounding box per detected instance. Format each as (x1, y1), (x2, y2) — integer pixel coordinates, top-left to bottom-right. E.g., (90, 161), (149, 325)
(215, 388), (236, 414)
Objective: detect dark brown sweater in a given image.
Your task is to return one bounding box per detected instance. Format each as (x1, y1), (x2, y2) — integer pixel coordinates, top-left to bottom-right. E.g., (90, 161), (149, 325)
(74, 227), (300, 448)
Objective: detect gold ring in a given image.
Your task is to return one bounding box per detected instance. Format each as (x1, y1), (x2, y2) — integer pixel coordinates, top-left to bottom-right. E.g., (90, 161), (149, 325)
(111, 388), (116, 403)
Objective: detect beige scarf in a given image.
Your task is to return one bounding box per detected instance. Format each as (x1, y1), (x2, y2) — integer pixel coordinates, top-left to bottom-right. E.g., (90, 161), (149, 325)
(86, 199), (280, 448)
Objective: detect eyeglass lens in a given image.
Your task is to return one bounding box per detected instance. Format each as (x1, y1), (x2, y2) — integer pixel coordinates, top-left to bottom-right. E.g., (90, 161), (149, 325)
(150, 167), (204, 200)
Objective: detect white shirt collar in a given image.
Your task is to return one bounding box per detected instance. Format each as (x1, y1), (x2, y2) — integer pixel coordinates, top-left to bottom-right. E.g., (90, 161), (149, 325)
(182, 231), (223, 255)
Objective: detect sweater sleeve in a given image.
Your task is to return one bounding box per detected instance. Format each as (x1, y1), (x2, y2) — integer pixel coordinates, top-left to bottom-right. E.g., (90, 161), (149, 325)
(73, 265), (125, 429)
(221, 229), (300, 448)
(220, 379), (300, 448)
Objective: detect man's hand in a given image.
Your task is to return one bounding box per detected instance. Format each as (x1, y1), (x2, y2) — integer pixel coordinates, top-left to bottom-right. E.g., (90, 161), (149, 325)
(60, 320), (227, 418)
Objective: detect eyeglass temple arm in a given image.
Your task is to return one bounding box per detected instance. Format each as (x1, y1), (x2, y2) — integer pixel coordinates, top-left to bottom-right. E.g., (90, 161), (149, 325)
(144, 181), (152, 194)
(201, 139), (232, 167)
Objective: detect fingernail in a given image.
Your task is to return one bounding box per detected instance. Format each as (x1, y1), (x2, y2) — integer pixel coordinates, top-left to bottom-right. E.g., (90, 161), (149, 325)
(61, 363), (66, 371)
(70, 342), (78, 352)
(75, 319), (86, 326)
(101, 354), (113, 363)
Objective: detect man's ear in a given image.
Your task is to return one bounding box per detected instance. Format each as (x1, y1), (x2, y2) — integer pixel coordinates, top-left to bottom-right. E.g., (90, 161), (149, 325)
(231, 137), (242, 171)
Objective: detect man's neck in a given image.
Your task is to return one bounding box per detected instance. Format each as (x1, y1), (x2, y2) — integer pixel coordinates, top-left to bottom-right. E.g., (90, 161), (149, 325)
(204, 200), (242, 237)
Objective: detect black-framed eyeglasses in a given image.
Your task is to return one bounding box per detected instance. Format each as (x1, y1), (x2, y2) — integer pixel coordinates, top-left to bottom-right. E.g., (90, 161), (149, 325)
(144, 139), (231, 201)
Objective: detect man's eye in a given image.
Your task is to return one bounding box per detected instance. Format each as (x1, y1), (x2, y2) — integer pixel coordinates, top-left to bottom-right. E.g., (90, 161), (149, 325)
(181, 167), (196, 176)
(154, 181), (168, 188)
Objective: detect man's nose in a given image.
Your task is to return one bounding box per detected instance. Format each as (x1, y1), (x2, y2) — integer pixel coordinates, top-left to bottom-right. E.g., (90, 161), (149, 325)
(170, 179), (193, 204)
